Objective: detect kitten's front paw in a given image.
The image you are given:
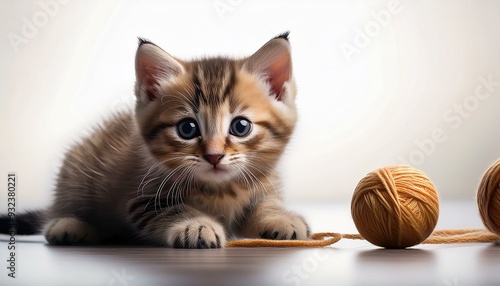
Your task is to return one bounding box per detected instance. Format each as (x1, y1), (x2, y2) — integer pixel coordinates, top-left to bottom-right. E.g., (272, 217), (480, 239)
(259, 213), (310, 240)
(167, 217), (226, 249)
(44, 217), (100, 245)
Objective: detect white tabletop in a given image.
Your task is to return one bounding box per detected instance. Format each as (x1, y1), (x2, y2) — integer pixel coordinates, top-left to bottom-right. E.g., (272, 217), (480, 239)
(1, 200), (498, 286)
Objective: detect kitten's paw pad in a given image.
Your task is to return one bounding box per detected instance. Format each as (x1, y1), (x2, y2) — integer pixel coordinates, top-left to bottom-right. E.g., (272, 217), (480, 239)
(259, 214), (310, 240)
(167, 217), (226, 249)
(44, 217), (100, 245)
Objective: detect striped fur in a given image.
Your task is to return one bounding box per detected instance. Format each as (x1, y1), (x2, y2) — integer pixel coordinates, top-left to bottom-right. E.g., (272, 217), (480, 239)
(38, 33), (310, 248)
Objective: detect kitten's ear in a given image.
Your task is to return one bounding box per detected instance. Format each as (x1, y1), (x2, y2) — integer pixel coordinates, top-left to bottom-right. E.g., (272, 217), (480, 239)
(135, 38), (184, 101)
(243, 32), (292, 101)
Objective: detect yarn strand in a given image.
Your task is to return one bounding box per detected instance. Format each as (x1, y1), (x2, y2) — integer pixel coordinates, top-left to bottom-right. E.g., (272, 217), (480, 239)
(424, 228), (499, 244)
(226, 229), (499, 248)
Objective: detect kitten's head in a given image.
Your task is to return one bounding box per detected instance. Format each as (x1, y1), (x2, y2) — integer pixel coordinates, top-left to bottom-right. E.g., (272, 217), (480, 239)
(134, 33), (297, 185)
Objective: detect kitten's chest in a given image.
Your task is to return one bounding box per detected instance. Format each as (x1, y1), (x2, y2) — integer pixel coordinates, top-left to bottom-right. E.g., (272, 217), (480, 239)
(188, 183), (252, 228)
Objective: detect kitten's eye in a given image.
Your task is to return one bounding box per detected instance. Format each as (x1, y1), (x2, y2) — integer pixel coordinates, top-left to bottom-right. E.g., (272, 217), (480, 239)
(230, 117), (252, 137)
(177, 119), (200, 139)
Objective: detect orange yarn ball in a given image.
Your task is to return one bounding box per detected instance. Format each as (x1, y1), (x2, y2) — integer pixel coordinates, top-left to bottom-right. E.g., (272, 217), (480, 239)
(477, 160), (500, 237)
(351, 166), (439, 248)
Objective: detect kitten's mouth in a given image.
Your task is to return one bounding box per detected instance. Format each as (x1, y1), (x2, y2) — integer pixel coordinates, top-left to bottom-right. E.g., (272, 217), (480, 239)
(207, 166), (227, 174)
(197, 165), (234, 183)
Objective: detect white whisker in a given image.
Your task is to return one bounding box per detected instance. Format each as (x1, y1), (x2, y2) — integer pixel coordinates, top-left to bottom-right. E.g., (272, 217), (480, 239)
(138, 164), (159, 196)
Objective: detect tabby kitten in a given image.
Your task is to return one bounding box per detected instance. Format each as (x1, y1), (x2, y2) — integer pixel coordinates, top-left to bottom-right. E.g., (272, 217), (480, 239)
(1, 32), (310, 248)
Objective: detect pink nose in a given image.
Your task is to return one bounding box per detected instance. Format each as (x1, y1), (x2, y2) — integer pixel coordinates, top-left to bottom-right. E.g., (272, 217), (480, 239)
(204, 154), (224, 166)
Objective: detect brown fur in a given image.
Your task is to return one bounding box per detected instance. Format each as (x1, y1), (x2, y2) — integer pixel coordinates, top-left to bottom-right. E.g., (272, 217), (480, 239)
(41, 32), (310, 248)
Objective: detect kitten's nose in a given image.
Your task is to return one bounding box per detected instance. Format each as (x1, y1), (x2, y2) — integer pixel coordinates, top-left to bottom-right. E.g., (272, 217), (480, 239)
(204, 154), (225, 166)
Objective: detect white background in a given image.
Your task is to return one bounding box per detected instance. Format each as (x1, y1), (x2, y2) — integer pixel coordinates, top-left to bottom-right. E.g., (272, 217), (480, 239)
(1, 0), (500, 210)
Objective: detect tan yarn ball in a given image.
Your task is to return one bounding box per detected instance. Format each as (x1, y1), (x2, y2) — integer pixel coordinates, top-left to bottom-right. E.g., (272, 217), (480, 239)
(351, 166), (439, 248)
(477, 160), (500, 237)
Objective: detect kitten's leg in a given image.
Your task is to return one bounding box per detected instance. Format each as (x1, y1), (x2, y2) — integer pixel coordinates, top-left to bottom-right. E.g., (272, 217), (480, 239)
(44, 217), (101, 245)
(128, 199), (226, 248)
(242, 198), (310, 240)
(167, 216), (226, 249)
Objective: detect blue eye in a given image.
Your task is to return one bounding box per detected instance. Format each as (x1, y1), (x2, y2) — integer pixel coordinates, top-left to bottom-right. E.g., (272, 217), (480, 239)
(230, 117), (252, 137)
(177, 119), (200, 139)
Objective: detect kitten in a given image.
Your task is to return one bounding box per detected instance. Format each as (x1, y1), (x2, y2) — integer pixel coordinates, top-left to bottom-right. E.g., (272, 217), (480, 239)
(0, 32), (310, 248)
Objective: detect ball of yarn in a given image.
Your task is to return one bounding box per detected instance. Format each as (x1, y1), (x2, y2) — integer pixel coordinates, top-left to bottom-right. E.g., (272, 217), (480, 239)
(351, 166), (439, 248)
(477, 160), (500, 237)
